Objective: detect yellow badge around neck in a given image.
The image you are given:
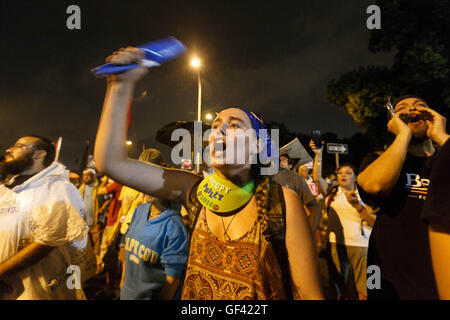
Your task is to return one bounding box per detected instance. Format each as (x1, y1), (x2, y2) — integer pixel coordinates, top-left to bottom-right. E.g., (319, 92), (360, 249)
(197, 172), (255, 213)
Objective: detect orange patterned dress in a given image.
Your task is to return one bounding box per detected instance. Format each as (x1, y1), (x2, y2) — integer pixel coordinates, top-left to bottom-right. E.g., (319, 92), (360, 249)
(181, 208), (287, 300)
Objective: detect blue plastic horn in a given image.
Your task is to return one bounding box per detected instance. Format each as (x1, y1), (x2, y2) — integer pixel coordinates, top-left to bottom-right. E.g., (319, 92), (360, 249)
(91, 37), (187, 77)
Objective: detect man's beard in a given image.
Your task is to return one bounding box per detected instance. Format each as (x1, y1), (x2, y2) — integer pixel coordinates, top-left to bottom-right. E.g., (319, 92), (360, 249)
(411, 132), (428, 144)
(410, 124), (429, 145)
(0, 152), (34, 176)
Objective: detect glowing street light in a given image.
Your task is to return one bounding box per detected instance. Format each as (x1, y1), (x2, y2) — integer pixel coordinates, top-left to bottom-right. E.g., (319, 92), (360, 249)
(205, 113), (213, 121)
(126, 140), (133, 146)
(191, 58), (201, 68)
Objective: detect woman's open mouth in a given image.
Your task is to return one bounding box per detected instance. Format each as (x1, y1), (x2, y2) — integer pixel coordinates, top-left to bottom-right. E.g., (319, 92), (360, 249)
(213, 140), (226, 153)
(211, 140), (227, 159)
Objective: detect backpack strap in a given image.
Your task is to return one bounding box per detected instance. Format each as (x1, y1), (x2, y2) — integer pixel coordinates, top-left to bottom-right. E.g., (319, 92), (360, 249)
(263, 179), (286, 240)
(264, 179), (293, 299)
(186, 179), (203, 235)
(326, 185), (339, 212)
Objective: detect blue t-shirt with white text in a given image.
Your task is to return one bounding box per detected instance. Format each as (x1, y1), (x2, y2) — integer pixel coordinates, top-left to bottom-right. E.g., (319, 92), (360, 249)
(120, 203), (189, 300)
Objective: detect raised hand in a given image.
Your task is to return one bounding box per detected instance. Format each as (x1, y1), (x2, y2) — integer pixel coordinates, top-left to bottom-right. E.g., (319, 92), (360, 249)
(343, 189), (359, 207)
(106, 47), (149, 85)
(415, 106), (449, 147)
(309, 139), (323, 156)
(387, 113), (412, 137)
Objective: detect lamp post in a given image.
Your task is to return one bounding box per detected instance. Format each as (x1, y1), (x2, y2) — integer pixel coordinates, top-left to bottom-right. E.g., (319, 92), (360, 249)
(191, 58), (202, 173)
(191, 58), (202, 122)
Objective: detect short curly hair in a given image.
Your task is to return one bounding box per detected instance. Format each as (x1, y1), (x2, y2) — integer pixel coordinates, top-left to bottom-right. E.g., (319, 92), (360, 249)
(26, 135), (56, 167)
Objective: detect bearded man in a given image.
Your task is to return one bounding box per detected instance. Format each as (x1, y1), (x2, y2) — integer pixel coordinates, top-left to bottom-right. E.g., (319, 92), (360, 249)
(357, 96), (449, 300)
(0, 135), (91, 299)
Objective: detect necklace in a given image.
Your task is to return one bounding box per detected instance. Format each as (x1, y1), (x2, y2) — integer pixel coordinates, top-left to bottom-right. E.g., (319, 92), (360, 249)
(221, 214), (238, 241)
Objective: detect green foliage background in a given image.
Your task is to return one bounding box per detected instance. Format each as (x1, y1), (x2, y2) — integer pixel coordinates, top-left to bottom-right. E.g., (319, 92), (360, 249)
(327, 0), (450, 149)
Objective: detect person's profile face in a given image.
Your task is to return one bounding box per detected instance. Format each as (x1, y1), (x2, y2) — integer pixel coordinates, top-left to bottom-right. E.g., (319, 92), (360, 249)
(3, 137), (38, 174)
(5, 137), (36, 162)
(280, 156), (290, 169)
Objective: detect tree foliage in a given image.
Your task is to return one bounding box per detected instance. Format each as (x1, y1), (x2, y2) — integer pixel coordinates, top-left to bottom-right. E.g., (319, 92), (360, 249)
(327, 0), (450, 146)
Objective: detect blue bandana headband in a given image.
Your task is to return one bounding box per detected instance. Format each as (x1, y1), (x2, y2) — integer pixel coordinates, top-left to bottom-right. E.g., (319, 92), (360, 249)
(238, 108), (273, 158)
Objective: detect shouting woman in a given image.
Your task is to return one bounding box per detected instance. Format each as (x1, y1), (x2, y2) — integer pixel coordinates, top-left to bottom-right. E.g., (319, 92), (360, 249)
(94, 46), (324, 300)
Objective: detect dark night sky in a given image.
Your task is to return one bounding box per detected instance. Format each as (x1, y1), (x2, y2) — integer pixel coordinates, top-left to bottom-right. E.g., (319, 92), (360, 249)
(0, 0), (393, 171)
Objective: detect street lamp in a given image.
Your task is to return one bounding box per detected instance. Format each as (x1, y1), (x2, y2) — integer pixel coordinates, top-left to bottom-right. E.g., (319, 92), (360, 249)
(205, 113), (213, 121)
(191, 58), (200, 69)
(191, 57), (202, 173)
(126, 140), (133, 146)
(191, 58), (202, 122)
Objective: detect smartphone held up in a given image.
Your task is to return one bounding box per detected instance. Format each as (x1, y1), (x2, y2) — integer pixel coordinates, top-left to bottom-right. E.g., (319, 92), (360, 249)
(312, 130), (322, 149)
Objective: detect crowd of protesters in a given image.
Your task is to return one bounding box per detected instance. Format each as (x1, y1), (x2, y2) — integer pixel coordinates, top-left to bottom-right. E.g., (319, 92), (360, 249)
(0, 45), (448, 300)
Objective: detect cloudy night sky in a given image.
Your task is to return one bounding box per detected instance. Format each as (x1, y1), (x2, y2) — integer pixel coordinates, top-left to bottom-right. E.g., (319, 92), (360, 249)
(0, 0), (393, 170)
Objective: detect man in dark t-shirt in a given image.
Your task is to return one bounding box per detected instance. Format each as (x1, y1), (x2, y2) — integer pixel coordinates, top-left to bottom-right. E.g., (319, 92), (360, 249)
(357, 95), (449, 300)
(273, 167), (322, 231)
(275, 154), (322, 231)
(421, 138), (450, 299)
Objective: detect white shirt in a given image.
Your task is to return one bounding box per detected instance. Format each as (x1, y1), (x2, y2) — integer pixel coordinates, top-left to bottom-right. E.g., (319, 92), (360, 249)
(328, 187), (372, 247)
(83, 184), (94, 226)
(0, 162), (93, 300)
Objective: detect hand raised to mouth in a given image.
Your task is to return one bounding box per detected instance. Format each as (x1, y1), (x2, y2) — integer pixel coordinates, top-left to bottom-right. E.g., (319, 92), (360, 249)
(399, 110), (433, 124)
(415, 107), (449, 147)
(419, 110), (434, 122)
